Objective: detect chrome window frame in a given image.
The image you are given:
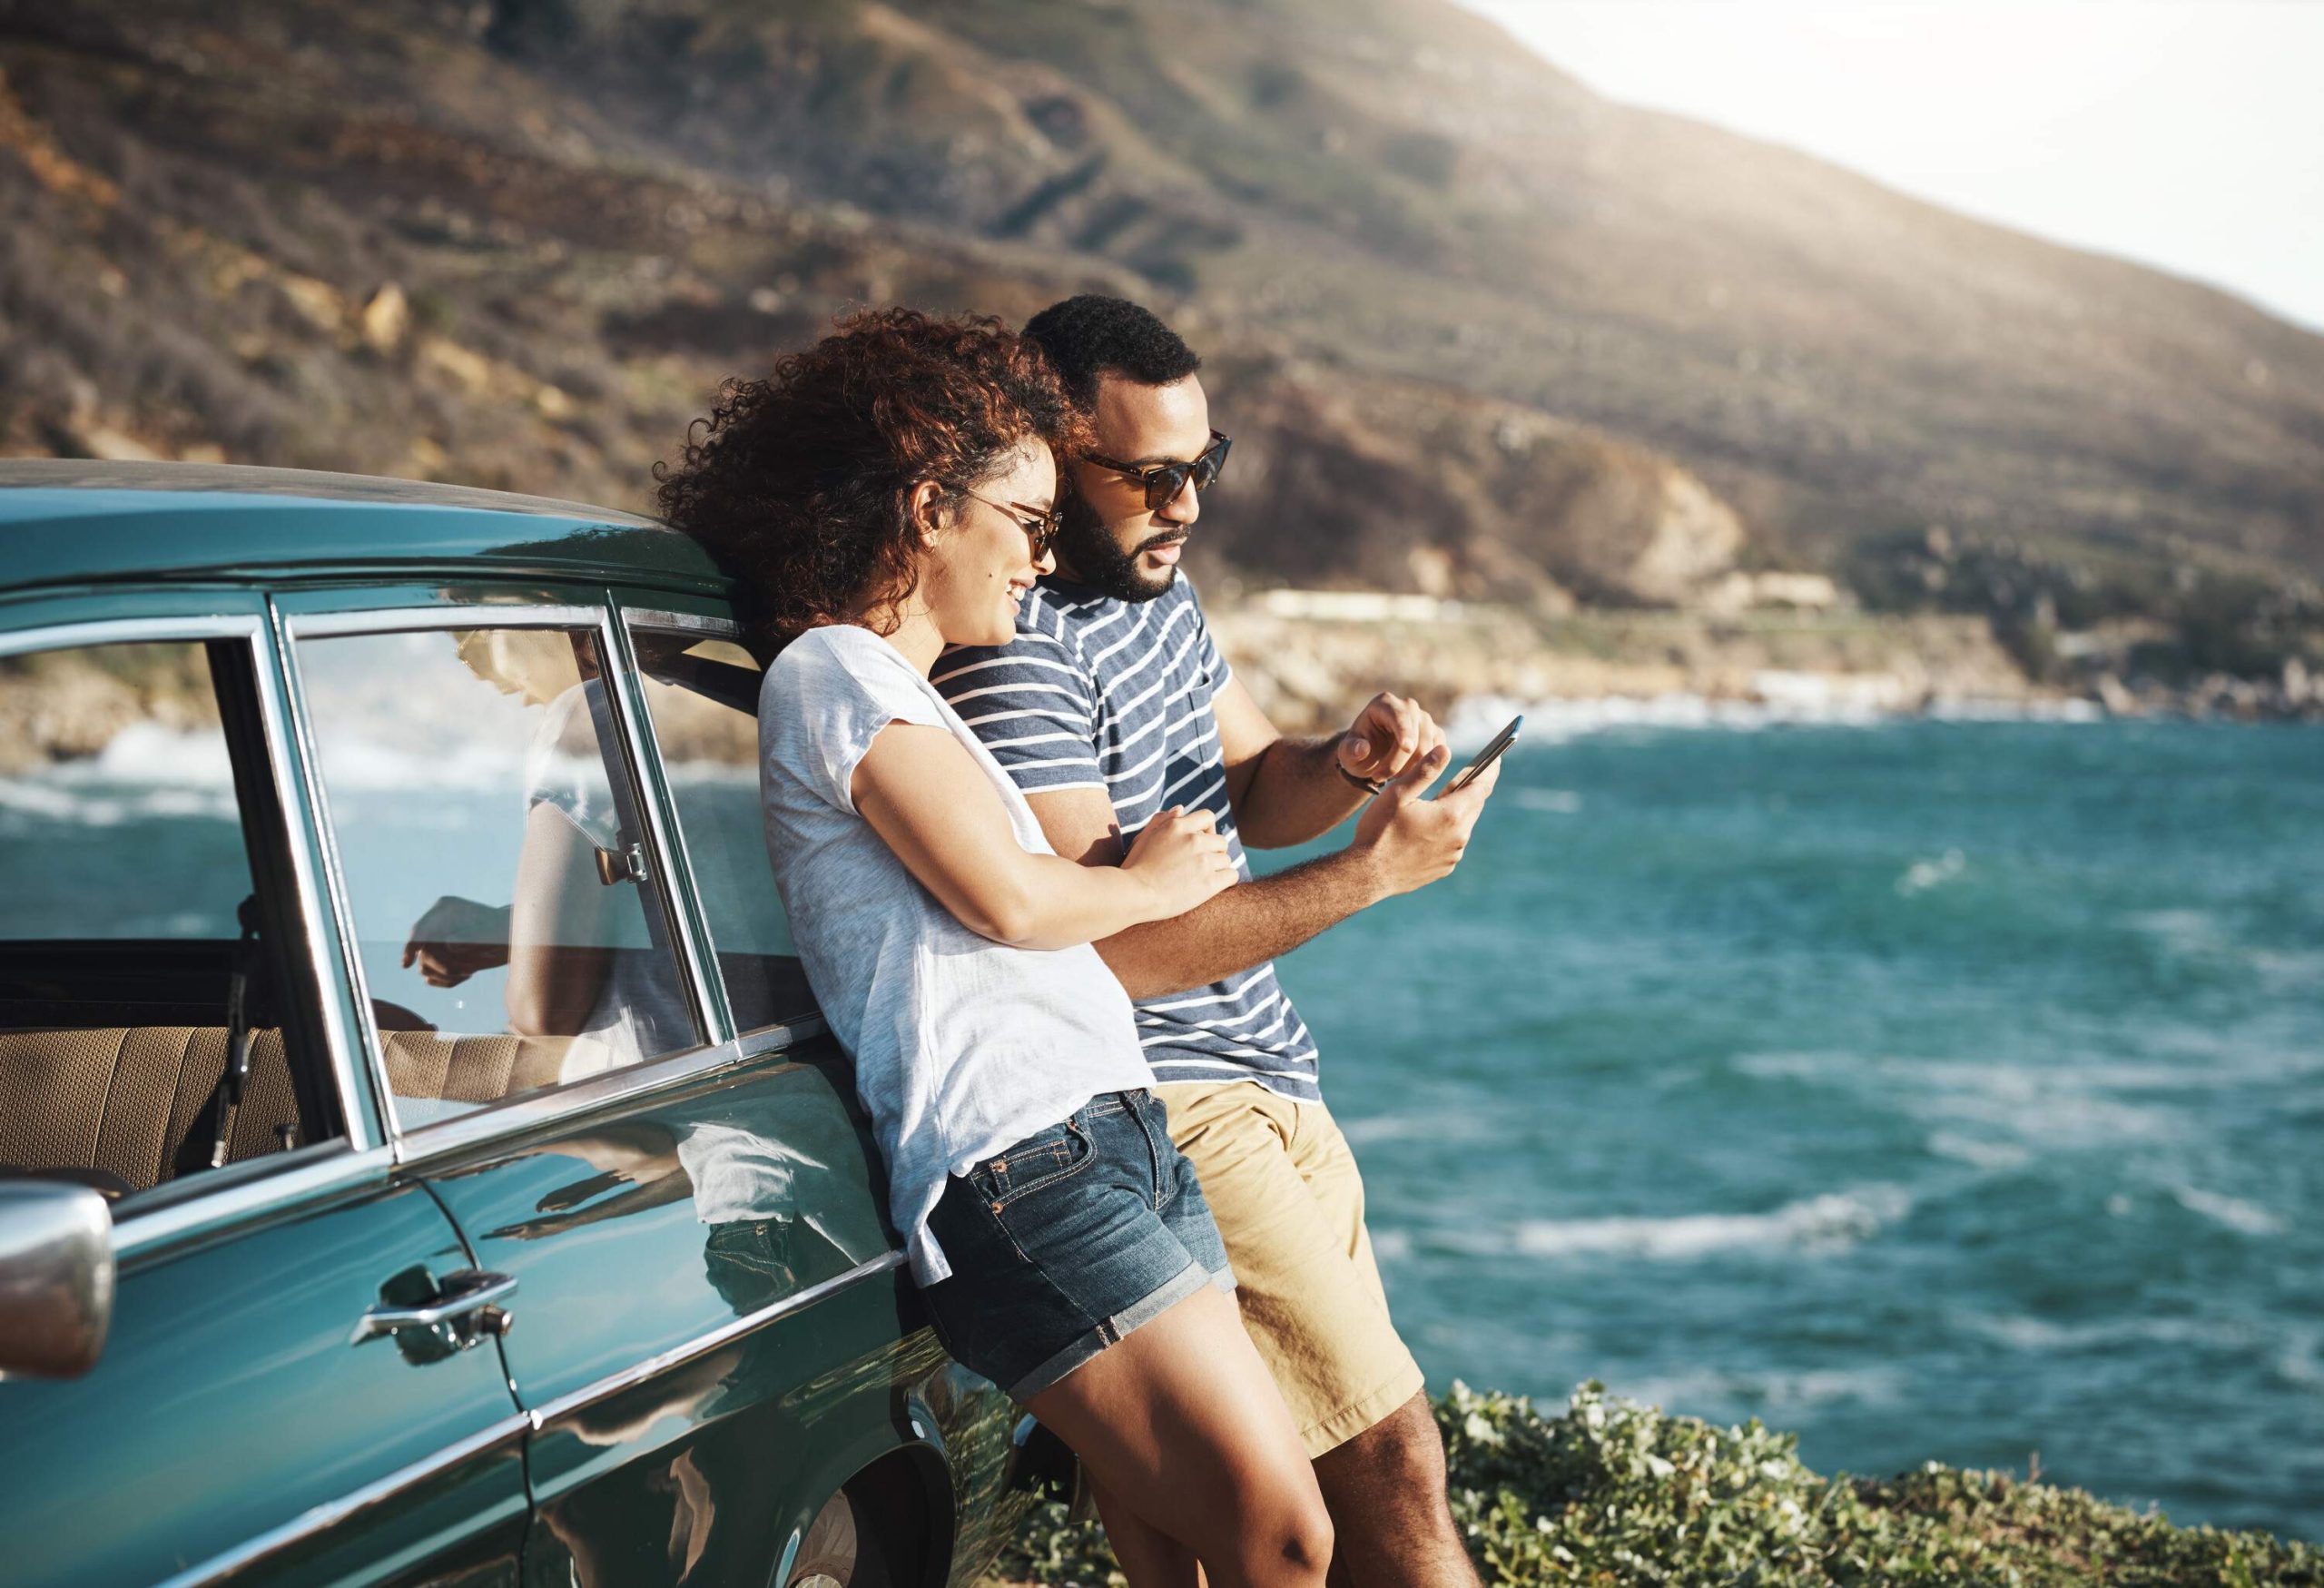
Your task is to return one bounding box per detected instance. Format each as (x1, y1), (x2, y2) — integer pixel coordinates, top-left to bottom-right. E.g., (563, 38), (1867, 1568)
(277, 601), (776, 1161)
(0, 610), (385, 1234)
(617, 605), (822, 1060)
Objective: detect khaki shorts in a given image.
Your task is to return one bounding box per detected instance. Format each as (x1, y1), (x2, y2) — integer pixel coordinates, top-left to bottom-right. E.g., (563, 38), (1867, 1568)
(1156, 1080), (1425, 1458)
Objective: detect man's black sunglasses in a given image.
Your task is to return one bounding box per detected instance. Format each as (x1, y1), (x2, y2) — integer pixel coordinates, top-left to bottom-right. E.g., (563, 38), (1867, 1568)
(1086, 430), (1232, 512)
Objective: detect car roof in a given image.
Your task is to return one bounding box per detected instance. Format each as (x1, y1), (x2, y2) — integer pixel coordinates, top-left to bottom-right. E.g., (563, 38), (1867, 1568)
(0, 459), (727, 594)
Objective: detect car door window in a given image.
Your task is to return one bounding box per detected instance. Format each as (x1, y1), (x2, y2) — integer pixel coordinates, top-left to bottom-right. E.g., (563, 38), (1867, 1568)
(631, 629), (815, 1034)
(0, 636), (338, 1201)
(295, 624), (699, 1130)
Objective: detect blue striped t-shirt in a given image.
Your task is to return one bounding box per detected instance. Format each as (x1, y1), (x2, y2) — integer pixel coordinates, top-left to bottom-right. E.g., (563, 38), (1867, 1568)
(933, 575), (1324, 1103)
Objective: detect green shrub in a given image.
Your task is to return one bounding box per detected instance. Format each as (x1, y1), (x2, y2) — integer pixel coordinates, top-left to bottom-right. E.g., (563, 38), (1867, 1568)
(990, 1383), (2319, 1587)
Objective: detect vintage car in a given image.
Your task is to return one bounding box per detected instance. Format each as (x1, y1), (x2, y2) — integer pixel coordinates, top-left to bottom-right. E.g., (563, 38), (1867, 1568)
(0, 459), (1056, 1588)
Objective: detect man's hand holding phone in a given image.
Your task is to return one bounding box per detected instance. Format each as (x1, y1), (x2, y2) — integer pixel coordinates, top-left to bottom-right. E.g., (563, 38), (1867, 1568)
(1348, 737), (1504, 900)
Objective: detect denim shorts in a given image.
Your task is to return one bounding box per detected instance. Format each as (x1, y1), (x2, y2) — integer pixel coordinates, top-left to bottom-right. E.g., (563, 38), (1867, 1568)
(920, 1090), (1236, 1400)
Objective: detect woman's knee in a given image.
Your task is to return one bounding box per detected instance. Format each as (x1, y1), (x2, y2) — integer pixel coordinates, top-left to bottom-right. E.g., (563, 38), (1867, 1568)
(1225, 1484), (1334, 1581)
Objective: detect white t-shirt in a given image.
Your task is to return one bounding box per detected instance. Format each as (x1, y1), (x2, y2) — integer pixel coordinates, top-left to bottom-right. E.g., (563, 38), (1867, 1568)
(756, 624), (1151, 1285)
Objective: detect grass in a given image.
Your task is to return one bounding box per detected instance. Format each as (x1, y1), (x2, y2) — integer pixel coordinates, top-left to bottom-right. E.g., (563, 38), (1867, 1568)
(990, 1383), (2320, 1587)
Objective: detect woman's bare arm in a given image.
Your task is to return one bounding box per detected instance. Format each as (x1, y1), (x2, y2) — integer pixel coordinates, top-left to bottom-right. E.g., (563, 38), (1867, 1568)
(851, 721), (1232, 950)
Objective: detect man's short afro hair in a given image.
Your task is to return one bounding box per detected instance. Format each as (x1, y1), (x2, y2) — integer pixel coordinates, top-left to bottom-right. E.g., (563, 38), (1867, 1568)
(1021, 295), (1201, 413)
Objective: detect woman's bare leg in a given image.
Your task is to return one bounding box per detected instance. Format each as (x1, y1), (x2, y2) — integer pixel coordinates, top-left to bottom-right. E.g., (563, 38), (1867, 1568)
(1090, 1476), (1202, 1588)
(1027, 1282), (1331, 1588)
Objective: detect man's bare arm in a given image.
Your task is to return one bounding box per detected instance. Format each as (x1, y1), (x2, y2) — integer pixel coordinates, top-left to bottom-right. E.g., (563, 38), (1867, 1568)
(1215, 677), (1447, 849)
(1027, 746), (1498, 1001)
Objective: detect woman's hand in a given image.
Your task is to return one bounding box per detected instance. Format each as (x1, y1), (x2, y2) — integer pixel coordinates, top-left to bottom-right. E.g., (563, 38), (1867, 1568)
(1122, 806), (1238, 919)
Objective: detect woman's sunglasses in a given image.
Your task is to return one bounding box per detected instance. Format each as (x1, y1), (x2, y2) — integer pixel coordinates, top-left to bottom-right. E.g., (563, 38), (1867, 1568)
(1086, 430), (1232, 512)
(963, 491), (1064, 560)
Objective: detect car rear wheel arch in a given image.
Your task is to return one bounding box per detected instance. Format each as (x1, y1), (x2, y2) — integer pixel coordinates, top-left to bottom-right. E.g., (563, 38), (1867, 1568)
(783, 1446), (954, 1588)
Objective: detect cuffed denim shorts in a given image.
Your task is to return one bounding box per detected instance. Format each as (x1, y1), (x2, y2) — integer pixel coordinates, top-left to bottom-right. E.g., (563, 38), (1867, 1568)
(920, 1090), (1236, 1401)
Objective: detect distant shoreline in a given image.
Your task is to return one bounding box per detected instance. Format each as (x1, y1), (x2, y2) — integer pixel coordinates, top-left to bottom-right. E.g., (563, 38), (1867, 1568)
(1208, 599), (2324, 740)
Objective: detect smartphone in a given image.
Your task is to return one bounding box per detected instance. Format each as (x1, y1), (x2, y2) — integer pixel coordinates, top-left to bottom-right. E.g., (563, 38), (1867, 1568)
(1441, 714), (1522, 796)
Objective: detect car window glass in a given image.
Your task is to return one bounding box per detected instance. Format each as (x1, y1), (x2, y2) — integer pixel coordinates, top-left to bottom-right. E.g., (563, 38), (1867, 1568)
(0, 642), (250, 939)
(0, 638), (337, 1203)
(632, 630), (814, 1034)
(297, 626), (700, 1130)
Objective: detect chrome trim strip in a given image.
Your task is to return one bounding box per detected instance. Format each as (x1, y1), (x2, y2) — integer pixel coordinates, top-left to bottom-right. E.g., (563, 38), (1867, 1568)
(147, 1411), (531, 1588)
(736, 1013), (825, 1057)
(274, 610), (405, 1160)
(600, 603), (730, 1047)
(113, 1145), (397, 1263)
(392, 1035), (771, 1169)
(281, 603), (602, 639)
(0, 612), (262, 657)
(256, 601), (375, 1152)
(526, 1249), (911, 1431)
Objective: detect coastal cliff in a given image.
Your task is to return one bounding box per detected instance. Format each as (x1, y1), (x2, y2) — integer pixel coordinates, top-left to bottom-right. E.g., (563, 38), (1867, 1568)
(3, 0), (2320, 708)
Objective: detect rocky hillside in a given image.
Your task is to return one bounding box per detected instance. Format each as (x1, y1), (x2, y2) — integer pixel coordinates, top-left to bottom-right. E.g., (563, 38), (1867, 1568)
(1, 0), (2319, 691)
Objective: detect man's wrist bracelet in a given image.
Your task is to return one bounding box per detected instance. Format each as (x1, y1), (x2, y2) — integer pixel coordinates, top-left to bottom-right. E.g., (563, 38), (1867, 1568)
(1334, 755), (1386, 796)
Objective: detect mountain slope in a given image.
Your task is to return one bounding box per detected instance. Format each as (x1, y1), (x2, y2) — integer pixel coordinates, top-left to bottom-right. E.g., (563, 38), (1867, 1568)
(1, 0), (2319, 677)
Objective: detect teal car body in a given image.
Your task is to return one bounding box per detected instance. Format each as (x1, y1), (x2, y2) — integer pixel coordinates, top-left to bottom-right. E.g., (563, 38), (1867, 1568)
(0, 461), (1049, 1588)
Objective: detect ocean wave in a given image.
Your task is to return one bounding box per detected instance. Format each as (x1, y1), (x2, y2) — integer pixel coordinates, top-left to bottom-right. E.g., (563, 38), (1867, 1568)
(1925, 1131), (2031, 1170)
(2171, 1185), (2284, 1237)
(1896, 848), (1967, 895)
(1465, 1184), (1913, 1262)
(0, 774), (241, 827)
(1339, 1110), (1498, 1147)
(0, 725), (241, 826)
(1620, 1364), (1906, 1412)
(1955, 1308), (2256, 1353)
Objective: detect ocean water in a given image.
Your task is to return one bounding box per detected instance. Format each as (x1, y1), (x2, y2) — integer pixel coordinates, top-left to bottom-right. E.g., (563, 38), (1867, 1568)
(7, 713), (2318, 1540)
(1265, 718), (2324, 1542)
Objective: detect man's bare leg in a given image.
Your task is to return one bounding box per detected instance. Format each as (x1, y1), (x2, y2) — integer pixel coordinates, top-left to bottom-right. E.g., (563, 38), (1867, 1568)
(1310, 1393), (1478, 1588)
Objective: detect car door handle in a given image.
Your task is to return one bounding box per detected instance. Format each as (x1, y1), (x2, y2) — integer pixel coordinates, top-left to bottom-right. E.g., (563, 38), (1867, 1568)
(351, 1269), (517, 1346)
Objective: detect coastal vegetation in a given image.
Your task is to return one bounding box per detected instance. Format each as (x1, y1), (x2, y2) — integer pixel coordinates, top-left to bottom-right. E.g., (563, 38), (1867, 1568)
(996, 1384), (2322, 1587)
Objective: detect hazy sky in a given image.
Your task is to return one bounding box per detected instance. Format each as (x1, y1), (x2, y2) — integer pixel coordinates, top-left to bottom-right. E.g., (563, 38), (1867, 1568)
(1459, 1), (2324, 331)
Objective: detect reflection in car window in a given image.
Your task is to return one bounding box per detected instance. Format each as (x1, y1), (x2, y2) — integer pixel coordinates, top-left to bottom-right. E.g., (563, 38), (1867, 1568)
(298, 626), (698, 1129)
(0, 638), (334, 1201)
(633, 631), (816, 1033)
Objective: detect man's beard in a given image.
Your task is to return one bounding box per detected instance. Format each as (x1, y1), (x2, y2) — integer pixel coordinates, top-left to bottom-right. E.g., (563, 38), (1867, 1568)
(1053, 488), (1181, 604)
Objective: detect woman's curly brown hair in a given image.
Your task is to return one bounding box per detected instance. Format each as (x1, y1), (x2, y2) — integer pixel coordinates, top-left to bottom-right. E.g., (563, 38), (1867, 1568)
(654, 307), (1088, 652)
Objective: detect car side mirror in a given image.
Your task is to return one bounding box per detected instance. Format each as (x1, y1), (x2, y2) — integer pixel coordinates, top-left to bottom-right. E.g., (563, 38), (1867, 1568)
(0, 1181), (116, 1379)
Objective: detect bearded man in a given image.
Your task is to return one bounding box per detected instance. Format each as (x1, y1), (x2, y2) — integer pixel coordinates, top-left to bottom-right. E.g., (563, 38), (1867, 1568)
(934, 295), (1499, 1585)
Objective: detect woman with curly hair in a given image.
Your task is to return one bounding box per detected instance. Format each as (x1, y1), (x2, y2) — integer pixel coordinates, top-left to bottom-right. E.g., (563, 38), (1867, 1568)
(658, 309), (1334, 1586)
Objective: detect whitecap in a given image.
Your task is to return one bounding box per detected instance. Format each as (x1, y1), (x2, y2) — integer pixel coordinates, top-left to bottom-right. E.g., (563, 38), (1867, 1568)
(1512, 788), (1583, 814)
(1491, 1185), (1912, 1262)
(1925, 1131), (2029, 1170)
(1955, 1308), (2253, 1354)
(2171, 1185), (2283, 1237)
(1338, 1112), (1482, 1146)
(2123, 909), (2229, 958)
(1620, 1365), (1905, 1411)
(1896, 848), (1966, 895)
(1730, 1050), (1847, 1081)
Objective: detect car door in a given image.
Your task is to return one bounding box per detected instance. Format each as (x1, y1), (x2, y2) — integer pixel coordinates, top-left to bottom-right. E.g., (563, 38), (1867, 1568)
(0, 595), (528, 1588)
(276, 583), (1029, 1587)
